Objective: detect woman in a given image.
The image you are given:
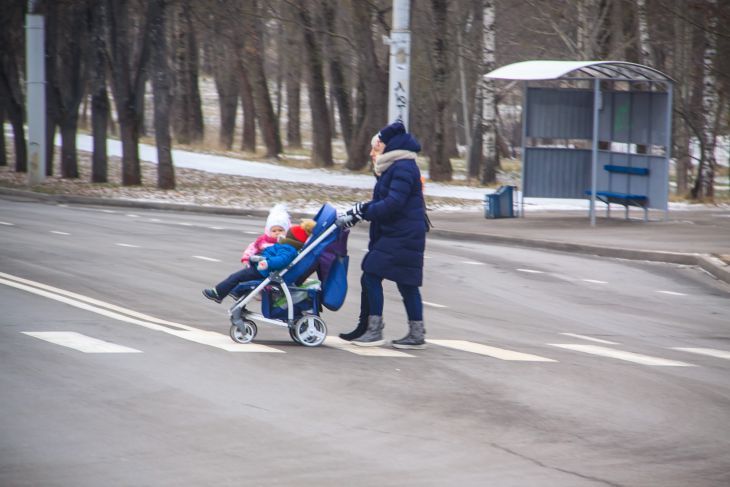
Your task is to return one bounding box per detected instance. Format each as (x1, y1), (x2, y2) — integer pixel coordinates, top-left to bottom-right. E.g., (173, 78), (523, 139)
(339, 121), (427, 349)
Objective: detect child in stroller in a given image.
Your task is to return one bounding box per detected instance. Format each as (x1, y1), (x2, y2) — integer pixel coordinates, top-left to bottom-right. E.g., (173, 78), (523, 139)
(213, 203), (350, 347)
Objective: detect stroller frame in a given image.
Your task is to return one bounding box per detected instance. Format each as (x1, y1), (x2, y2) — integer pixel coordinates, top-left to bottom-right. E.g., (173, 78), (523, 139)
(227, 221), (339, 347)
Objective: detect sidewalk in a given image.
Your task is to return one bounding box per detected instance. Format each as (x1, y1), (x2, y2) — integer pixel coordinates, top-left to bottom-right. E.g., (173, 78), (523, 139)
(429, 207), (730, 284)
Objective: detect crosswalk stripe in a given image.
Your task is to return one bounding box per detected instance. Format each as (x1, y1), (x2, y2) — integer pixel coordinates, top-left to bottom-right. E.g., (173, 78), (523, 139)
(671, 347), (730, 360)
(165, 329), (284, 353)
(324, 336), (415, 357)
(549, 344), (695, 366)
(428, 339), (556, 362)
(22, 331), (142, 353)
(560, 333), (618, 345)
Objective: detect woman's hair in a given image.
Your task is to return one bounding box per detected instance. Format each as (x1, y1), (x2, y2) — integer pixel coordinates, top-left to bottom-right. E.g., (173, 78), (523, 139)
(371, 133), (381, 148)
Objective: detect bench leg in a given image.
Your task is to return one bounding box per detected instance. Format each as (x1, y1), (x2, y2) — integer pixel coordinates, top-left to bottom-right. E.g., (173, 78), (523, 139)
(625, 205), (629, 220)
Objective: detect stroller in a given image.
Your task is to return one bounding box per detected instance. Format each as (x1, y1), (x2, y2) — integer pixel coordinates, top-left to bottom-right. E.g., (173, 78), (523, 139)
(226, 203), (349, 347)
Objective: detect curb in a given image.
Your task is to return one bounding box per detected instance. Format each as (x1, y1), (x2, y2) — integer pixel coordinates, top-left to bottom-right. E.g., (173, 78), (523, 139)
(3, 186), (729, 285)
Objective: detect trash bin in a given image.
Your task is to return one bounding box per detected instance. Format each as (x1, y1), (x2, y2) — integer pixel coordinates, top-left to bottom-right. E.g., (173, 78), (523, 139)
(484, 186), (515, 219)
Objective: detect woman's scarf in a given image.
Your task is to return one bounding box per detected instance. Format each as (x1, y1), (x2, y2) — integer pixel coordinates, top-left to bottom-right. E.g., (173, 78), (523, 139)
(373, 150), (418, 176)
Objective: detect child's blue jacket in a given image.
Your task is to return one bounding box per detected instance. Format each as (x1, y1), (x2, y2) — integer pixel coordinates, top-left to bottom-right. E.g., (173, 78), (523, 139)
(257, 243), (299, 277)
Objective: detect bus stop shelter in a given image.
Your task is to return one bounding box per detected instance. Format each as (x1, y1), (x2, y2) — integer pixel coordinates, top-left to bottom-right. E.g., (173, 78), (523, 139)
(485, 60), (674, 225)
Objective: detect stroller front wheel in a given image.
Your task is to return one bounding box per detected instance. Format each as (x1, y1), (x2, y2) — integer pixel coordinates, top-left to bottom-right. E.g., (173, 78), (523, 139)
(293, 315), (327, 347)
(230, 320), (257, 344)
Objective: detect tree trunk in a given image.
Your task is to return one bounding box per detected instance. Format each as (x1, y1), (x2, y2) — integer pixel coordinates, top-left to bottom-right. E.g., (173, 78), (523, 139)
(119, 113), (142, 186)
(90, 0), (109, 183)
(172, 0), (204, 144)
(213, 43), (239, 150)
(322, 1), (353, 149)
(296, 1), (332, 167)
(150, 0), (175, 189)
(237, 58), (257, 152)
(241, 0), (282, 158)
(105, 0), (154, 186)
(428, 0), (453, 181)
(284, 7), (302, 149)
(60, 116), (80, 178)
(635, 0), (655, 66)
(0, 104), (5, 166)
(694, 0), (718, 199)
(346, 0), (388, 171)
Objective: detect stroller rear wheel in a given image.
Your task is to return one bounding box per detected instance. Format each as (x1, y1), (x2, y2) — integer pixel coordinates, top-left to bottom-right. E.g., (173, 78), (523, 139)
(229, 320), (257, 344)
(293, 315), (327, 347)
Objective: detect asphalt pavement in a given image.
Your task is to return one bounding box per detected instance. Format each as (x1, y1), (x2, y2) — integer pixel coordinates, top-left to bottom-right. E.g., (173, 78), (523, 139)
(1, 187), (728, 284)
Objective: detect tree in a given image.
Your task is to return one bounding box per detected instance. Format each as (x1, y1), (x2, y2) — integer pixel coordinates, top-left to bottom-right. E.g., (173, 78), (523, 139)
(89, 0), (110, 183)
(473, 0), (499, 185)
(46, 0), (89, 179)
(105, 0), (155, 186)
(295, 0), (332, 167)
(0, 0), (27, 173)
(171, 0), (204, 145)
(692, 0), (720, 199)
(150, 0), (175, 189)
(240, 0), (282, 158)
(426, 0), (454, 181)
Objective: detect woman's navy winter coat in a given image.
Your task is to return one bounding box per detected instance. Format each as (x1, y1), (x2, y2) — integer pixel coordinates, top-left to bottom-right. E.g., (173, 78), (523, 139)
(361, 133), (426, 287)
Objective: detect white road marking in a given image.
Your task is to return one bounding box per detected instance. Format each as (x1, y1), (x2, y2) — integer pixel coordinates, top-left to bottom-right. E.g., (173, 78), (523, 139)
(245, 231), (259, 235)
(0, 272), (282, 353)
(193, 255), (221, 262)
(50, 231), (70, 235)
(179, 222), (193, 226)
(209, 226), (224, 230)
(423, 301), (447, 308)
(115, 243), (140, 248)
(582, 279), (608, 284)
(459, 260), (484, 265)
(101, 209), (116, 213)
(325, 336), (414, 357)
(0, 221), (14, 226)
(671, 347), (730, 360)
(428, 339), (556, 362)
(656, 290), (687, 296)
(560, 333), (618, 345)
(165, 329), (284, 353)
(126, 214), (140, 218)
(517, 268), (544, 274)
(149, 218), (161, 222)
(549, 344), (695, 366)
(22, 331), (142, 353)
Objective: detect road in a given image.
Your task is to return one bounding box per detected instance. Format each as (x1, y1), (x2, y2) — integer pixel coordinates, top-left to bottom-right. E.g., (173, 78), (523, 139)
(1, 198), (729, 487)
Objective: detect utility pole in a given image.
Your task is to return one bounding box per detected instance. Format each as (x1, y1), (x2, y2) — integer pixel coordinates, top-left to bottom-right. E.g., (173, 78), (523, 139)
(26, 0), (46, 185)
(387, 0), (411, 128)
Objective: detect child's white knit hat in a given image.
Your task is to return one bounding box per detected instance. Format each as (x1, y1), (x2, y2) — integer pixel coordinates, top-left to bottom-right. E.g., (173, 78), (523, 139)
(265, 203), (291, 236)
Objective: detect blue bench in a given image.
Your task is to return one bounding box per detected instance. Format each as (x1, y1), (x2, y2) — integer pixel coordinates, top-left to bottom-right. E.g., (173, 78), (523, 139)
(586, 165), (650, 220)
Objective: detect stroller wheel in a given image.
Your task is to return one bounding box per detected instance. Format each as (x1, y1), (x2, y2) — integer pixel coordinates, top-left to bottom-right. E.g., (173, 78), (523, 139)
(293, 315), (327, 347)
(229, 320), (257, 344)
(288, 326), (301, 344)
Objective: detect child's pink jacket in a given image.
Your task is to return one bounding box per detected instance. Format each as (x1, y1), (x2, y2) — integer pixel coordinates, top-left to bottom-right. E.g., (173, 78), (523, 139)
(241, 234), (278, 265)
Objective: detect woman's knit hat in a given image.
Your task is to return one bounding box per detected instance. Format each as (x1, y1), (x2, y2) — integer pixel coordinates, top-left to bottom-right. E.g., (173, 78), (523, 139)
(265, 203), (291, 236)
(378, 121), (406, 145)
(377, 121), (410, 153)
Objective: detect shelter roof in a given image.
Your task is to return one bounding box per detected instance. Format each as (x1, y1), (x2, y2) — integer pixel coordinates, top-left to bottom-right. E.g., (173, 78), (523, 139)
(485, 60), (673, 83)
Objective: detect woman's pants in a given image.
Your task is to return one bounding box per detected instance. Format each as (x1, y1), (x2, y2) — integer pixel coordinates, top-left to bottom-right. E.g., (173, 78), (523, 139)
(361, 271), (423, 322)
